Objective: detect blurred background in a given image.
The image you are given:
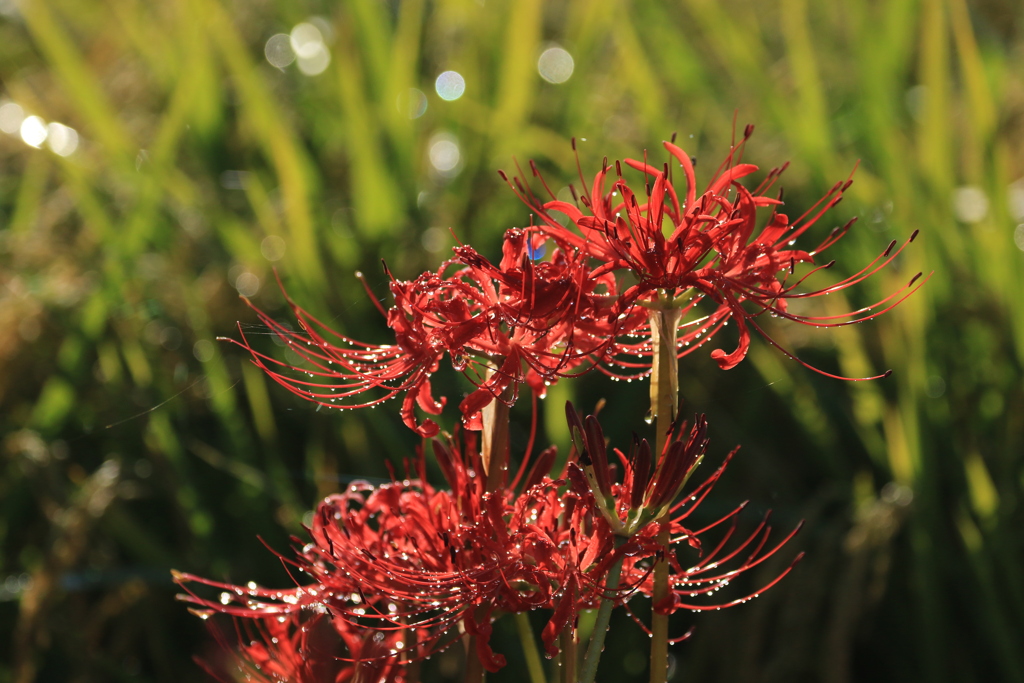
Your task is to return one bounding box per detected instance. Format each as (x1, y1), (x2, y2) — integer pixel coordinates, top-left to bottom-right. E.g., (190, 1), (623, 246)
(1, 0), (1022, 681)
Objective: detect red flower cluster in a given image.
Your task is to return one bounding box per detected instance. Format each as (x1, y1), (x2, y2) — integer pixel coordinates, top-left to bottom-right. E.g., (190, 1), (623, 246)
(184, 130), (922, 680)
(177, 412), (799, 674)
(231, 129), (923, 437)
(177, 434), (583, 673)
(507, 127), (926, 380)
(194, 612), (407, 683)
(234, 228), (638, 436)
(563, 404), (802, 618)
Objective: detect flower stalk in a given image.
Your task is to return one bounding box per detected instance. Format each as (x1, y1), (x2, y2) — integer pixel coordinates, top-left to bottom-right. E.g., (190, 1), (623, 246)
(649, 303), (680, 683)
(515, 612), (547, 683)
(648, 297), (681, 439)
(482, 378), (513, 492)
(464, 635), (486, 683)
(580, 536), (627, 683)
(559, 621), (577, 683)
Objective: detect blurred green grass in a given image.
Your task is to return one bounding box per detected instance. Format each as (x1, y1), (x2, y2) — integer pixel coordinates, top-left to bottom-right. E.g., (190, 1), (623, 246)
(0, 0), (1022, 681)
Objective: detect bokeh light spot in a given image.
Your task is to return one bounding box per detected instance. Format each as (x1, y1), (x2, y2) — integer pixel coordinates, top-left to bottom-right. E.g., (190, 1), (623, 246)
(397, 88), (428, 119)
(297, 47), (331, 75)
(537, 46), (574, 84)
(20, 115), (47, 148)
(428, 133), (461, 177)
(290, 23), (324, 59)
(421, 227), (449, 254)
(434, 71), (465, 101)
(235, 272), (260, 297)
(291, 22), (331, 75)
(1008, 179), (1024, 220)
(261, 235), (286, 261)
(47, 122), (79, 157)
(0, 101), (24, 134)
(193, 340), (215, 363)
(265, 33), (296, 68)
(952, 186), (989, 223)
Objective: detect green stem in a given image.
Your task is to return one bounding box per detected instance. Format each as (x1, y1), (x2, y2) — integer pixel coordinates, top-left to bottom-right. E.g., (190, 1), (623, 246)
(482, 377), (513, 493)
(559, 621), (577, 683)
(648, 304), (680, 683)
(514, 612), (547, 683)
(580, 538), (627, 683)
(648, 302), (681, 437)
(649, 519), (671, 683)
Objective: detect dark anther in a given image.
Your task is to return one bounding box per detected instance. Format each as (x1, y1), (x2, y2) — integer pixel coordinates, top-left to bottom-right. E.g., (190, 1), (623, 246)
(325, 532), (335, 557)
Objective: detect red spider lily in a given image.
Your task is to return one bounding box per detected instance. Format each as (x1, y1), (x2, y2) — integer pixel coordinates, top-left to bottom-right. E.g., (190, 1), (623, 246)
(176, 411), (801, 676)
(196, 612), (407, 683)
(504, 127), (928, 380)
(228, 228), (636, 436)
(565, 401), (709, 536)
(562, 405), (803, 632)
(175, 432), (606, 673)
